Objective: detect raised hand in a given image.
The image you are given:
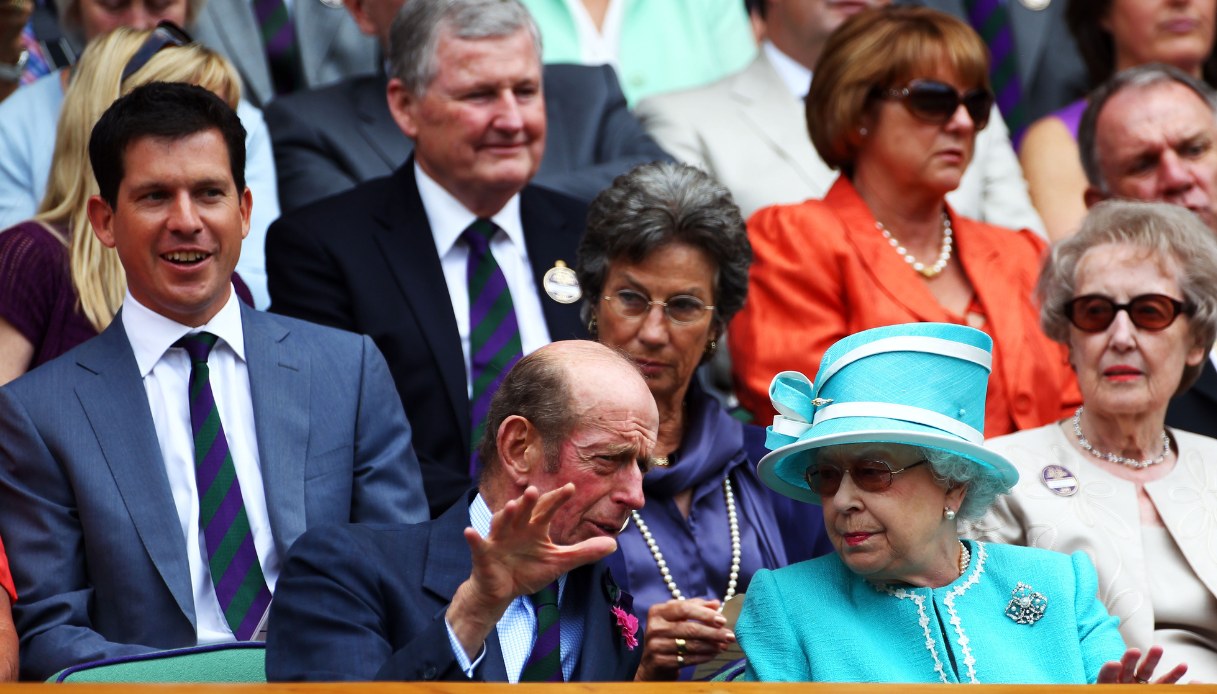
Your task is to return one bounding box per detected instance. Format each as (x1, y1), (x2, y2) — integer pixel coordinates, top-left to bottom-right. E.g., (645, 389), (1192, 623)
(635, 598), (736, 681)
(447, 484), (618, 658)
(1097, 646), (1187, 685)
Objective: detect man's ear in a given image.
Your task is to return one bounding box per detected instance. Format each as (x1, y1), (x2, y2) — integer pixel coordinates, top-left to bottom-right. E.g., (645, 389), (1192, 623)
(386, 78), (421, 140)
(239, 186), (252, 240)
(495, 415), (545, 486)
(1083, 186), (1108, 210)
(86, 195), (117, 249)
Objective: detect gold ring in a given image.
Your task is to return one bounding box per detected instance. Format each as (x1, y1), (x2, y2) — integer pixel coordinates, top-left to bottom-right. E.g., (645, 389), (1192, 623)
(674, 637), (687, 655)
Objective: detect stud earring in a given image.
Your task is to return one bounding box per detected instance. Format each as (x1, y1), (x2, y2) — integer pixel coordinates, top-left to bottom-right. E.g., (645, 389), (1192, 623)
(859, 127), (868, 137)
(943, 507), (957, 521)
(587, 314), (598, 338)
(704, 338), (718, 358)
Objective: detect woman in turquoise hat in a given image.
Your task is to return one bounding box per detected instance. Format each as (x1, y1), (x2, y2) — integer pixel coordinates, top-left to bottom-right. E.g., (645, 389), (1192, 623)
(735, 322), (1186, 684)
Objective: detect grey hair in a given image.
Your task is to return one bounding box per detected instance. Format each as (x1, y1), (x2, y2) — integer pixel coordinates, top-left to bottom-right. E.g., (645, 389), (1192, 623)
(575, 162), (752, 337)
(388, 0), (542, 95)
(1079, 64), (1217, 194)
(1038, 199), (1217, 394)
(921, 447), (1012, 521)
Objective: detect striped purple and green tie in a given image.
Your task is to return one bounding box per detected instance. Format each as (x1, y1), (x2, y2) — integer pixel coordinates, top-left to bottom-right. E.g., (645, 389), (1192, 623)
(176, 332), (271, 641)
(965, 0), (1028, 140)
(464, 219), (522, 476)
(520, 582), (562, 682)
(253, 0), (299, 95)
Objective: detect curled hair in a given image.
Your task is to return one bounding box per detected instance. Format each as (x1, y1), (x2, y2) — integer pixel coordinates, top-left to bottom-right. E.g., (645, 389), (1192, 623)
(388, 0), (541, 96)
(1038, 200), (1217, 393)
(807, 6), (989, 174)
(1077, 64), (1216, 193)
(921, 446), (1012, 520)
(576, 162), (752, 340)
(36, 26), (241, 333)
(1066, 0), (1217, 89)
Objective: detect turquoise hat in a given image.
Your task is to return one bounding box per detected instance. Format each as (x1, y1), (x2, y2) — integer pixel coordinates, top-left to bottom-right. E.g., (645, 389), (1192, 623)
(757, 322), (1019, 505)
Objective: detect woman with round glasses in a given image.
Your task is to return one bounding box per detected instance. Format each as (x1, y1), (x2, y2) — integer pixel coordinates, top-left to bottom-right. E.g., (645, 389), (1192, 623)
(575, 162), (833, 680)
(736, 321), (1185, 683)
(729, 6), (1078, 441)
(965, 200), (1217, 681)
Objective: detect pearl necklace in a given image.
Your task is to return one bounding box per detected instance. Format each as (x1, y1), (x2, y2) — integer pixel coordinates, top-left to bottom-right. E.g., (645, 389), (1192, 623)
(876, 212), (953, 278)
(630, 477), (740, 613)
(1072, 406), (1170, 470)
(958, 540), (970, 576)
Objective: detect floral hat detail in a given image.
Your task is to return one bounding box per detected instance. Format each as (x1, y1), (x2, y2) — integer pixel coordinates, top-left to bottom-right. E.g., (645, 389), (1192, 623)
(757, 322), (1019, 505)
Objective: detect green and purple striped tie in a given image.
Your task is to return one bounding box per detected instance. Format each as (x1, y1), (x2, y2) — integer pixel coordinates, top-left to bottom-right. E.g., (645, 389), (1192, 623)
(965, 0), (1028, 140)
(177, 332), (271, 641)
(520, 582), (562, 682)
(254, 0), (299, 95)
(464, 219), (522, 476)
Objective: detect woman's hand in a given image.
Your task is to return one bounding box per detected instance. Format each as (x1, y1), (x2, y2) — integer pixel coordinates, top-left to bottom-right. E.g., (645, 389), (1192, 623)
(1097, 646), (1187, 685)
(634, 598), (735, 681)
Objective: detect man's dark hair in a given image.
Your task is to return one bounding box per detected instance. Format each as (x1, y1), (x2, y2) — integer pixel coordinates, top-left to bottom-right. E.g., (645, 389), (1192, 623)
(89, 81), (247, 207)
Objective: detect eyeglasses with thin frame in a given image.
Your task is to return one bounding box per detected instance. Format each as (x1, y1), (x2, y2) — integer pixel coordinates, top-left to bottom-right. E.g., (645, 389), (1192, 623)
(121, 21), (194, 83)
(876, 79), (994, 130)
(1064, 294), (1191, 332)
(804, 458), (927, 497)
(601, 289), (715, 325)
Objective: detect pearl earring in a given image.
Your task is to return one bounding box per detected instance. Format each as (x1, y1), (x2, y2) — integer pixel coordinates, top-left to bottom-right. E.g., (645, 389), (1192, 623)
(943, 507), (957, 521)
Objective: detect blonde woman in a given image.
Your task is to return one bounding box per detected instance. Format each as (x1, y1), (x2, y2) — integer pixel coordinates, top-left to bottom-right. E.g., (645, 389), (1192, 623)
(0, 25), (252, 385)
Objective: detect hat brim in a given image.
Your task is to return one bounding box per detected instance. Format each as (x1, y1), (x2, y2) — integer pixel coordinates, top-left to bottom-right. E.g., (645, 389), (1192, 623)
(757, 420), (1019, 505)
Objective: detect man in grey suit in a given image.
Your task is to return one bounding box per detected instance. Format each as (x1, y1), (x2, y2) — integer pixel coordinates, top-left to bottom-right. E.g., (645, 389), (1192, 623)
(263, 0), (670, 211)
(635, 0), (1044, 232)
(192, 0), (379, 108)
(0, 82), (428, 681)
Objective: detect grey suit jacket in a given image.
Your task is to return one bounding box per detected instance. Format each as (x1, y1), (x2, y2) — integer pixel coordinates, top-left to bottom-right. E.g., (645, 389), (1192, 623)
(636, 52), (1045, 233)
(191, 0), (379, 109)
(263, 64), (672, 211)
(908, 0), (1088, 124)
(0, 303), (428, 681)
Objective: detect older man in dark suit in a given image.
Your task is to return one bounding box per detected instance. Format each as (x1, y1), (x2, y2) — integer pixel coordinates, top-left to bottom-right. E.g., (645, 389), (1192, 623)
(268, 0), (598, 517)
(262, 0), (669, 211)
(0, 82), (427, 681)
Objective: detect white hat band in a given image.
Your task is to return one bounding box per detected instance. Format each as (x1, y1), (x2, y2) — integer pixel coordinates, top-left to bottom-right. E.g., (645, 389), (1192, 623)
(811, 401), (985, 445)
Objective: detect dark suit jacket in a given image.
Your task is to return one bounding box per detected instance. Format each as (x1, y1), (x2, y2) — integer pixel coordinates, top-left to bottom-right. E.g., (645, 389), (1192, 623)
(263, 64), (672, 211)
(1167, 360), (1217, 438)
(266, 163), (587, 516)
(0, 303), (428, 681)
(907, 0), (1089, 123)
(266, 493), (642, 681)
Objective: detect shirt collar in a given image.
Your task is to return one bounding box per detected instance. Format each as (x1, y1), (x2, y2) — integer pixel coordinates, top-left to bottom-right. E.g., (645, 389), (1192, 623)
(415, 161), (525, 257)
(764, 40), (813, 100)
(121, 289), (246, 377)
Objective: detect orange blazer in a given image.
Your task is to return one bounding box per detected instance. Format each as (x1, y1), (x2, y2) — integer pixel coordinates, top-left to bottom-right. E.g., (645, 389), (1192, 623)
(730, 177), (1079, 438)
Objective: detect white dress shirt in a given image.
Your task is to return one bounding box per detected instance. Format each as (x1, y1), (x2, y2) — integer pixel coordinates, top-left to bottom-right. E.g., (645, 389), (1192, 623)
(121, 289), (279, 643)
(561, 0), (627, 69)
(415, 162), (552, 398)
(445, 494), (580, 681)
(763, 40), (812, 99)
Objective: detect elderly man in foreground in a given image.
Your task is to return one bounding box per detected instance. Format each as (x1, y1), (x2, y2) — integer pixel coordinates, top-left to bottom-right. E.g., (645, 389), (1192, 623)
(267, 340), (734, 682)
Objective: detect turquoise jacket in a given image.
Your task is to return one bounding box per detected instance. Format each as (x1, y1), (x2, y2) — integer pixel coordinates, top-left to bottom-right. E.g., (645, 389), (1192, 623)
(738, 541), (1124, 683)
(519, 0), (755, 104)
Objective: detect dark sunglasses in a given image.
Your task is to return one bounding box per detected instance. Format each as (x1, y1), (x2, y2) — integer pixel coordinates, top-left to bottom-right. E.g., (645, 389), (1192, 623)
(804, 459), (926, 497)
(1064, 294), (1191, 332)
(877, 80), (994, 129)
(121, 21), (194, 83)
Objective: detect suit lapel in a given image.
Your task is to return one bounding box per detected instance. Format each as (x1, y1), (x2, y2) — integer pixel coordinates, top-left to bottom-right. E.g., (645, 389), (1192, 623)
(195, 0), (272, 106)
(356, 74), (412, 171)
(73, 317), (195, 625)
(732, 55), (836, 193)
(520, 187), (585, 341)
(372, 163), (471, 454)
(421, 497), (509, 680)
(243, 306), (310, 556)
(1008, 3), (1051, 93)
(570, 563), (637, 681)
(295, 0), (344, 89)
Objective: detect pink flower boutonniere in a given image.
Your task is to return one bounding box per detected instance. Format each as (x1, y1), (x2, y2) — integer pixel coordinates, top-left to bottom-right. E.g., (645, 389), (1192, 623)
(611, 605), (639, 650)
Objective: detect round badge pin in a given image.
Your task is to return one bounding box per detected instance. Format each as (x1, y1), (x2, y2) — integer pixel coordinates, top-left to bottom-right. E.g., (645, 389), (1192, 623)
(1020, 0), (1051, 11)
(319, 0), (345, 8)
(543, 260), (581, 304)
(1040, 465), (1078, 496)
